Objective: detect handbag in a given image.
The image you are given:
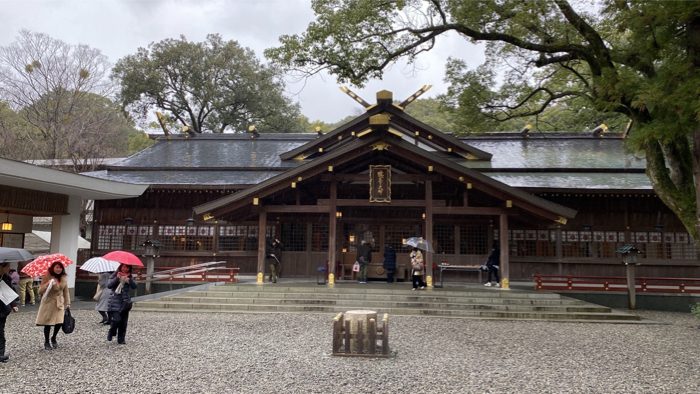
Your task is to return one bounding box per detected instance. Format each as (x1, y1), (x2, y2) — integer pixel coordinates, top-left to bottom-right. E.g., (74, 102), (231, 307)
(93, 284), (103, 301)
(352, 261), (360, 272)
(120, 301), (133, 313)
(61, 308), (75, 334)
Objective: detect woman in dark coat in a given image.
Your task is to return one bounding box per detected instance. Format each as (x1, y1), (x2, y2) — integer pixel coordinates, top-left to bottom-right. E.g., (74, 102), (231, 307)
(107, 264), (137, 345)
(0, 262), (19, 362)
(383, 244), (397, 283)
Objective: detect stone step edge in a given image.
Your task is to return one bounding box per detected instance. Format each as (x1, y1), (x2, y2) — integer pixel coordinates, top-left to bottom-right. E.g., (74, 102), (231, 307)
(153, 297), (611, 312)
(130, 307), (643, 323)
(179, 292), (589, 305)
(133, 302), (636, 319)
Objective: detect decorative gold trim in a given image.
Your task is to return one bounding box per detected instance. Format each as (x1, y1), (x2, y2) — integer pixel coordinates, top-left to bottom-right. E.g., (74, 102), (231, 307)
(356, 129), (373, 137)
(371, 142), (390, 151)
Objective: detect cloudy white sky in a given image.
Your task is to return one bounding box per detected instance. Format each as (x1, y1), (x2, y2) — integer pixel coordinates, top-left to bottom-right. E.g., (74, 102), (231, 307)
(0, 0), (484, 123)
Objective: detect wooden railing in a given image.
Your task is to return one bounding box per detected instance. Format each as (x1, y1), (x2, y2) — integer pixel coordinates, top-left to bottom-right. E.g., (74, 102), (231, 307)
(533, 274), (700, 294)
(77, 261), (239, 283)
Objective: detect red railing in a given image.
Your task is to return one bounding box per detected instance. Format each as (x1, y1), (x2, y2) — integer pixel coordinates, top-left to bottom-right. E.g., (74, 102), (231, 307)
(534, 274), (700, 294)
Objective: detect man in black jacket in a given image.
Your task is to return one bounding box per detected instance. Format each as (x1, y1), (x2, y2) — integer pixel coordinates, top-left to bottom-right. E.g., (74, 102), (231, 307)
(266, 238), (282, 283)
(484, 243), (501, 287)
(356, 240), (372, 284)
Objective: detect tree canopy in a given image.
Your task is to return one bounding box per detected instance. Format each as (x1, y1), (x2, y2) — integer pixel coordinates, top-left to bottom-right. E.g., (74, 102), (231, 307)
(113, 34), (302, 134)
(0, 30), (115, 160)
(266, 0), (700, 239)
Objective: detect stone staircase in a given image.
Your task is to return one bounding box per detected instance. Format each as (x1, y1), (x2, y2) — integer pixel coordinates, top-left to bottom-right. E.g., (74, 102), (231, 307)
(133, 283), (642, 323)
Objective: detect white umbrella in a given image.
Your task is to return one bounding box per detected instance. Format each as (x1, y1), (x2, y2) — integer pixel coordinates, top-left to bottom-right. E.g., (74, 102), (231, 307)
(79, 257), (120, 273)
(0, 247), (34, 262)
(404, 237), (434, 253)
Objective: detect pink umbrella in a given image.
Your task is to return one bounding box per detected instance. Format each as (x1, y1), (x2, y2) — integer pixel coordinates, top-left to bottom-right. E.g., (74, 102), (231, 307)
(21, 253), (74, 277)
(102, 250), (144, 267)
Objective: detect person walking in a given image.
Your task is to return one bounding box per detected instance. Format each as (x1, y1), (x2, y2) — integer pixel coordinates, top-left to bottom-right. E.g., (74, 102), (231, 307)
(107, 264), (137, 345)
(95, 272), (113, 325)
(8, 269), (19, 293)
(17, 262), (35, 306)
(356, 240), (372, 284)
(484, 243), (501, 287)
(410, 247), (426, 290)
(266, 238), (282, 283)
(383, 244), (397, 283)
(35, 261), (70, 350)
(0, 262), (20, 362)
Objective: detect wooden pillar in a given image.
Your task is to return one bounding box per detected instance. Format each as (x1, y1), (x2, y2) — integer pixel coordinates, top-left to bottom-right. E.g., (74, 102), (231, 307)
(555, 226), (563, 260)
(425, 180), (433, 287)
(499, 213), (509, 289)
(257, 209), (267, 284)
(454, 225), (460, 257)
(328, 181), (337, 285)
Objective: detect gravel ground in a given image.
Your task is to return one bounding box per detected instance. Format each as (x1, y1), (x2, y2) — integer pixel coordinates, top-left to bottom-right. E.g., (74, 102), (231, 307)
(1, 307), (698, 393)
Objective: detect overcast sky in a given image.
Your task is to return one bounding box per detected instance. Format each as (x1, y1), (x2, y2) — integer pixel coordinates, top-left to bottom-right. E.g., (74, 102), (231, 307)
(0, 0), (484, 124)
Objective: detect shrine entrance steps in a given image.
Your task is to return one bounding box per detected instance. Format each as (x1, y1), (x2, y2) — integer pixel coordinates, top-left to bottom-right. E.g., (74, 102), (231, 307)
(132, 282), (642, 323)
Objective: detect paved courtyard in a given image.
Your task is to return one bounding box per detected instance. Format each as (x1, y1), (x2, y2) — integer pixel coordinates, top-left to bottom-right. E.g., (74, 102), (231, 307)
(1, 306), (699, 393)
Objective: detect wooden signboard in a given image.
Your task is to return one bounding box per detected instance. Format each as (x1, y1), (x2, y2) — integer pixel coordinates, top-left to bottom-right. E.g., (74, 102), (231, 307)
(369, 165), (391, 203)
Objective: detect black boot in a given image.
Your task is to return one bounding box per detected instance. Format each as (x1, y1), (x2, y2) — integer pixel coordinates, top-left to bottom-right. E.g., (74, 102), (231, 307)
(0, 355), (8, 362)
(44, 341), (52, 350)
(51, 337), (58, 349)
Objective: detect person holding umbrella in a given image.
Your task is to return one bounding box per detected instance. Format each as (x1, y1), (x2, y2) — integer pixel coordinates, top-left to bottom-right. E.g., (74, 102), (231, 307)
(410, 247), (426, 290)
(95, 272), (114, 325)
(35, 261), (71, 350)
(106, 263), (137, 344)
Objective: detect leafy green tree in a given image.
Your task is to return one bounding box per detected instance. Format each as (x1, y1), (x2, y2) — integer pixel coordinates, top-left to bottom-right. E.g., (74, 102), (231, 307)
(127, 130), (154, 154)
(113, 34), (302, 134)
(404, 98), (458, 133)
(267, 0), (700, 239)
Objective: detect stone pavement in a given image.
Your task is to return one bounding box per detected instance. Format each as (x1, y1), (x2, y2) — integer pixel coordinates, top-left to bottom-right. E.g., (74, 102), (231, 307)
(1, 298), (699, 393)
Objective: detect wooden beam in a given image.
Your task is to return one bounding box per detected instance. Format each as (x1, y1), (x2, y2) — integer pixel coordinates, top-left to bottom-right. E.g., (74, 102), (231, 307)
(432, 206), (507, 215)
(317, 199), (446, 207)
(265, 205), (331, 213)
(320, 174), (442, 182)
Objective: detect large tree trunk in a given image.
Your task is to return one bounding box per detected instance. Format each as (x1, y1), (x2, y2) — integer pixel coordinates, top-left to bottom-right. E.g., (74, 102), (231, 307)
(645, 138), (698, 241)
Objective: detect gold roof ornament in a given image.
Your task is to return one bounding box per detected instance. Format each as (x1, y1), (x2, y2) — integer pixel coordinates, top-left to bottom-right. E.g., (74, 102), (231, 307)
(398, 85), (432, 109)
(340, 86), (371, 108)
(593, 123), (608, 137)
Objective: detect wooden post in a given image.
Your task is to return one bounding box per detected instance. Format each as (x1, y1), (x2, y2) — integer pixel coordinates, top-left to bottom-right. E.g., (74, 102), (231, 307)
(368, 318), (377, 354)
(145, 255), (154, 294)
(425, 180), (433, 286)
(332, 312), (343, 354)
(499, 213), (509, 289)
(257, 209), (267, 284)
(328, 181), (337, 285)
(381, 313), (389, 355)
(345, 309), (377, 354)
(626, 263), (637, 309)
